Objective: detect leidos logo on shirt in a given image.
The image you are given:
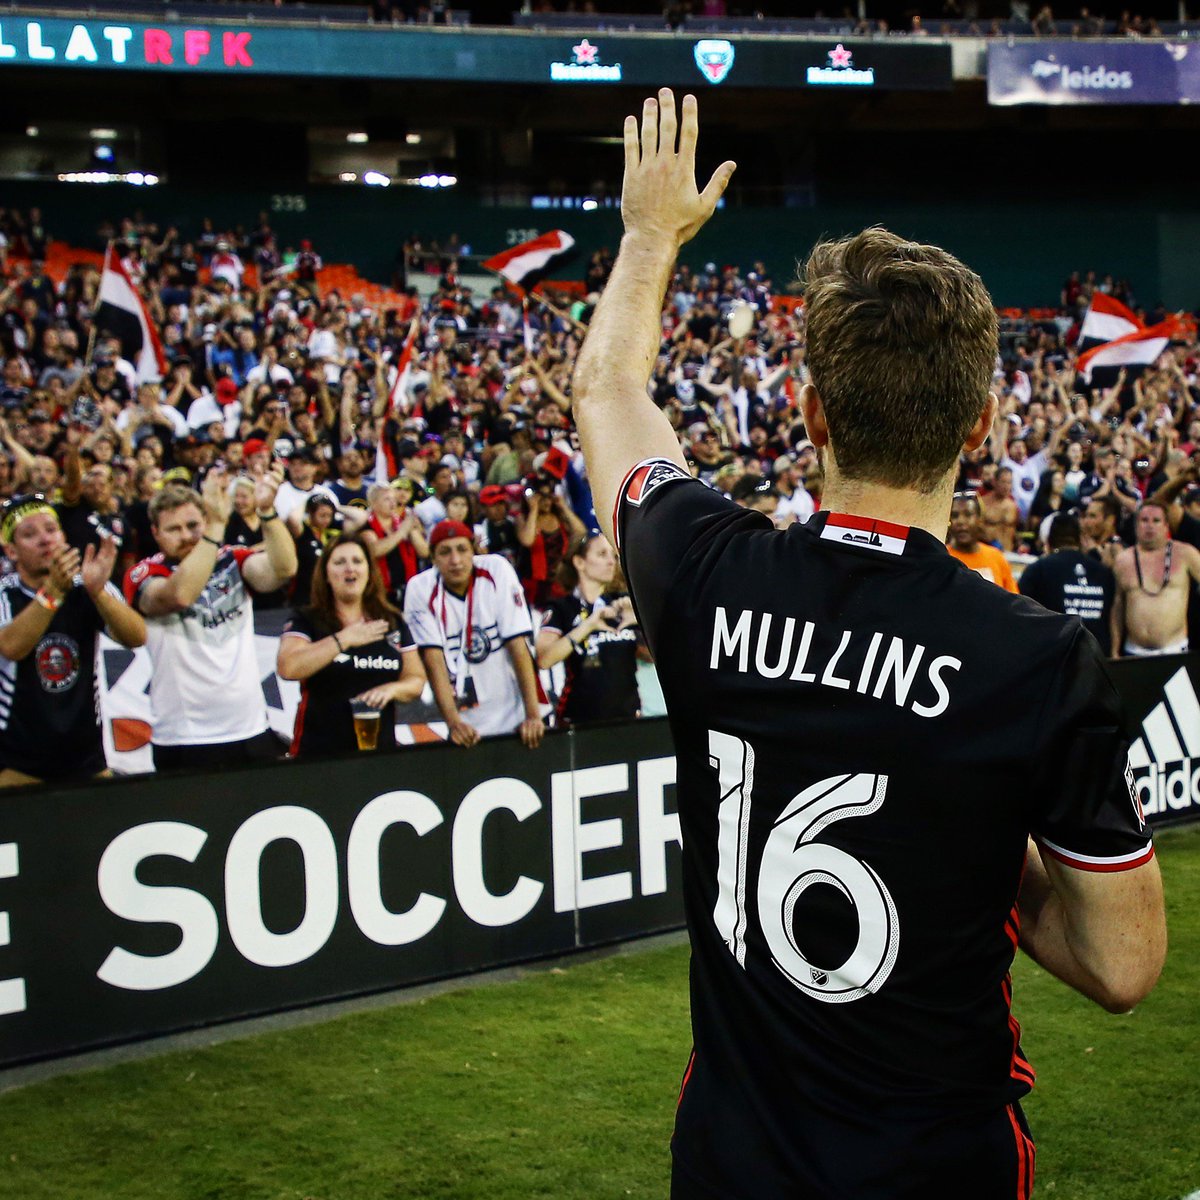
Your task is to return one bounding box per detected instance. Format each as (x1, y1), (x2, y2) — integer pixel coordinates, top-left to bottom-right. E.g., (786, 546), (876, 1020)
(351, 654), (400, 671)
(1128, 667), (1200, 820)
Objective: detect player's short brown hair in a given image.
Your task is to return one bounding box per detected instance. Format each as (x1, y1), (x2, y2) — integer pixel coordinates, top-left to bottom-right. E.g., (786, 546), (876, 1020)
(802, 228), (998, 492)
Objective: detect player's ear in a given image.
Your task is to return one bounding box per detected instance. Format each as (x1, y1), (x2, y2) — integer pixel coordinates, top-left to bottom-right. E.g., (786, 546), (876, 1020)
(962, 392), (999, 454)
(799, 384), (829, 449)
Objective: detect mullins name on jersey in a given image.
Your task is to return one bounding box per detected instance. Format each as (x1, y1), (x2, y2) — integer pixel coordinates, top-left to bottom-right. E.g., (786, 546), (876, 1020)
(709, 605), (962, 719)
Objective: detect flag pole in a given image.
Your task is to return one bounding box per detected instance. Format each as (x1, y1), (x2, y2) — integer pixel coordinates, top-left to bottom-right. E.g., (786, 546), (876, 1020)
(84, 240), (114, 368)
(529, 287), (588, 335)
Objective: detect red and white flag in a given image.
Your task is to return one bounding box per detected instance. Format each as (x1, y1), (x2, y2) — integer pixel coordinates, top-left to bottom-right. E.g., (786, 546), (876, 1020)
(387, 316), (420, 415)
(94, 246), (167, 383)
(1077, 293), (1141, 351)
(375, 317), (421, 482)
(483, 231), (576, 290)
(1077, 315), (1187, 383)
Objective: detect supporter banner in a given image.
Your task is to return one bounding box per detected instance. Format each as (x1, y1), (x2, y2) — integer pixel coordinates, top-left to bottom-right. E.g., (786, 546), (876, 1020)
(987, 40), (1200, 105)
(1108, 654), (1200, 828)
(0, 720), (682, 1067)
(0, 19), (951, 89)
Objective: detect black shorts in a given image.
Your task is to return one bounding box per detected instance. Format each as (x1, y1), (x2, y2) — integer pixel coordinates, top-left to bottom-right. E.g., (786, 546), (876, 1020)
(152, 730), (283, 773)
(670, 1101), (1035, 1200)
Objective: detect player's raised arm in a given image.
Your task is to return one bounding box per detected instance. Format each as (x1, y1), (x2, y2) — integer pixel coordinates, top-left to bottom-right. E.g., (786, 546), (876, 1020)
(572, 88), (736, 545)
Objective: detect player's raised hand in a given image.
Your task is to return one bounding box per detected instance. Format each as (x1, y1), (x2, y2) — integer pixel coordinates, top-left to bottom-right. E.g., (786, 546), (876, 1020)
(622, 89), (736, 250)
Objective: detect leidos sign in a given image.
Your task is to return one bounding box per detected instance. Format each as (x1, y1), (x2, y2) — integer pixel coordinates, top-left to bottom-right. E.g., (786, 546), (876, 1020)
(0, 19), (253, 68)
(988, 40), (1196, 106)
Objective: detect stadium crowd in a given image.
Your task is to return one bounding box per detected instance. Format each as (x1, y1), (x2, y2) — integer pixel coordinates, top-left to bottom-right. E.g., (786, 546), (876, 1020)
(1, 203), (1198, 784)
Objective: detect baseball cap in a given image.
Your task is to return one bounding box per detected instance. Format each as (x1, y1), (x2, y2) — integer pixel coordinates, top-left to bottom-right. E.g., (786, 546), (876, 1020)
(288, 445), (317, 464)
(479, 484), (508, 507)
(243, 437), (269, 458)
(533, 447), (571, 481)
(396, 438), (421, 461)
(793, 439), (815, 454)
(687, 421), (714, 441)
(429, 519), (474, 549)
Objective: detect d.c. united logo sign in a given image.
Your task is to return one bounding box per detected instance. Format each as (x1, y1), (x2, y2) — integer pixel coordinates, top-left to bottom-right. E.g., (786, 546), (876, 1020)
(694, 39), (735, 85)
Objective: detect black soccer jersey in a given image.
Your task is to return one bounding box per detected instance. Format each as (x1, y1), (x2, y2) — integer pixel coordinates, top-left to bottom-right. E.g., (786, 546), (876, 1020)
(616, 458), (1152, 1199)
(1018, 549), (1116, 655)
(0, 575), (109, 779)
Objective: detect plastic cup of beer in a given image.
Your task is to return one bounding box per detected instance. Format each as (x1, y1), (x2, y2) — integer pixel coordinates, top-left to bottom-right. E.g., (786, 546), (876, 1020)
(351, 699), (382, 751)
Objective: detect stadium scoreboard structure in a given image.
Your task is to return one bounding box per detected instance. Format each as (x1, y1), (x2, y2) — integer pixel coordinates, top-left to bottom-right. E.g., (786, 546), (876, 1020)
(0, 16), (952, 89)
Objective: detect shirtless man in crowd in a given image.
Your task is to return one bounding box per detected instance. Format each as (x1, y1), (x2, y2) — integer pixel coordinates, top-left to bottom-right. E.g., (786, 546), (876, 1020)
(980, 465), (1020, 551)
(1111, 501), (1200, 657)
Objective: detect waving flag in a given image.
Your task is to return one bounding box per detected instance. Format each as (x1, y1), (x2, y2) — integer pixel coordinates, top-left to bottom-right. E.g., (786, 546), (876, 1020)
(1077, 315), (1187, 383)
(376, 317), (421, 482)
(94, 246), (167, 383)
(1077, 293), (1141, 352)
(387, 316), (420, 415)
(483, 231), (576, 291)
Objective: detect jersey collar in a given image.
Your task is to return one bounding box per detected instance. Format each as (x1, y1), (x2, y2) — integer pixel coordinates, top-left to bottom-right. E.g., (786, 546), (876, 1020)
(804, 510), (949, 559)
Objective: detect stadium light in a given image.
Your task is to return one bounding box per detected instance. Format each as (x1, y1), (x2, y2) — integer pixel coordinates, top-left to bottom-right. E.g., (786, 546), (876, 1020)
(25, 126), (38, 137)
(56, 171), (160, 185)
(338, 171), (358, 182)
(362, 170), (391, 187)
(347, 132), (369, 144)
(89, 127), (117, 139)
(406, 133), (422, 145)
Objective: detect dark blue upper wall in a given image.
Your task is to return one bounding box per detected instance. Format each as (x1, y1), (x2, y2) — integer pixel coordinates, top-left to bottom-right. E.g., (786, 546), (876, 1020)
(5, 179), (1194, 311)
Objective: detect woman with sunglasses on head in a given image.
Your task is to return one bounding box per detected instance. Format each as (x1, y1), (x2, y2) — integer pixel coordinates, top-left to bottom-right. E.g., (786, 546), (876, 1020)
(536, 532), (641, 727)
(277, 532), (425, 758)
(0, 493), (145, 786)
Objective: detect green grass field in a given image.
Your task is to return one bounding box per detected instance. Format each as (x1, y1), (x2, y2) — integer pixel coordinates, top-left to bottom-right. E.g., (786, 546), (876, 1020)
(3, 824), (1198, 1200)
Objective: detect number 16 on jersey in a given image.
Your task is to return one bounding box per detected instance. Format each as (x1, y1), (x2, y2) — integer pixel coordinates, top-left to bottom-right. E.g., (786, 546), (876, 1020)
(709, 730), (901, 1005)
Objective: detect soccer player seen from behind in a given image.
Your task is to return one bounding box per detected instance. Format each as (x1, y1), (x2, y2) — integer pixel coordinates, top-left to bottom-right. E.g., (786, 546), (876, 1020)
(572, 88), (1166, 1200)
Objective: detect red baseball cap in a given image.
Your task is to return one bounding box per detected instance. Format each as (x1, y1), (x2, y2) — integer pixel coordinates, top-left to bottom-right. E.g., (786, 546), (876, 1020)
(478, 485), (508, 507)
(243, 438), (269, 458)
(429, 519), (474, 549)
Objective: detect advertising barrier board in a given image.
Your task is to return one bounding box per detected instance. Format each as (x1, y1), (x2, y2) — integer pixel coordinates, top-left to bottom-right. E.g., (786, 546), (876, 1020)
(0, 721), (682, 1067)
